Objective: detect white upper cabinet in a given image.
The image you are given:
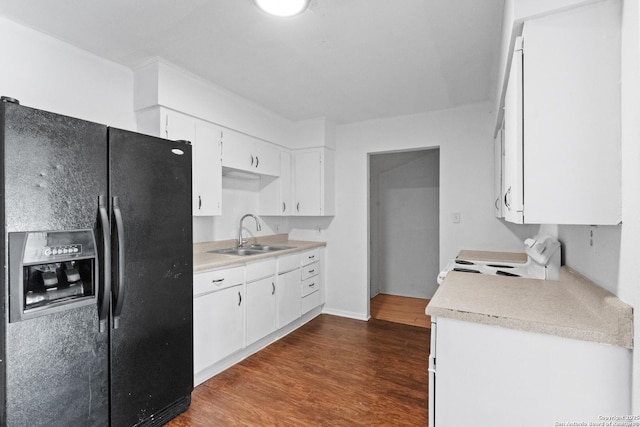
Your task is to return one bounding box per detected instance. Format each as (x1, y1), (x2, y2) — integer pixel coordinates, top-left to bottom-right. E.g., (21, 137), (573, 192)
(193, 122), (222, 216)
(258, 150), (292, 216)
(136, 107), (222, 216)
(292, 148), (335, 216)
(502, 1), (621, 225)
(503, 38), (524, 224)
(221, 128), (280, 177)
(493, 125), (505, 219)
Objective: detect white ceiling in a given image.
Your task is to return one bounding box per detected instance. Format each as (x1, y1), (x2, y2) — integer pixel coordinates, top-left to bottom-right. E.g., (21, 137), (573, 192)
(0, 0), (505, 124)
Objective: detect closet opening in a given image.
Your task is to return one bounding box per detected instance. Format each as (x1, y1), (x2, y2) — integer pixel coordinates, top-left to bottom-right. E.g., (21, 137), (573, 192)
(368, 148), (439, 328)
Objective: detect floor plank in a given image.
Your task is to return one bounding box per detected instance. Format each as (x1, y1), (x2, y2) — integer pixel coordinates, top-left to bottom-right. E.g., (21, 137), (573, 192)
(168, 314), (430, 426)
(370, 294), (431, 329)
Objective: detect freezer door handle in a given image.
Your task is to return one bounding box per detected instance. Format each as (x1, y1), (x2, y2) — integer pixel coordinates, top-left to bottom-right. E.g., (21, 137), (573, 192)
(112, 196), (126, 329)
(98, 195), (111, 333)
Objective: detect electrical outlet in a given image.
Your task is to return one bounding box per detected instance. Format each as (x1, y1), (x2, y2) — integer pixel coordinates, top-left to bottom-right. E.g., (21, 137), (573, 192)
(589, 225), (596, 247)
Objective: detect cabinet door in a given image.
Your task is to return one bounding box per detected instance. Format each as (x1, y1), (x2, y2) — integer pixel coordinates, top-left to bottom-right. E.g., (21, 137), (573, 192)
(259, 150), (291, 216)
(277, 269), (301, 328)
(503, 41), (524, 224)
(163, 110), (222, 217)
(193, 285), (244, 375)
(521, 2), (621, 224)
(254, 141), (280, 177)
(246, 276), (277, 345)
(165, 109), (195, 142)
(280, 151), (292, 215)
(222, 128), (254, 171)
(222, 129), (280, 177)
(493, 126), (504, 218)
(293, 150), (322, 215)
(193, 122), (222, 216)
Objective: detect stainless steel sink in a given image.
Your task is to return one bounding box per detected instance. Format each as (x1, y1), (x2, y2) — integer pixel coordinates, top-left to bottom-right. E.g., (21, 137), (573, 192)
(209, 247), (266, 256)
(209, 244), (293, 256)
(247, 244), (293, 252)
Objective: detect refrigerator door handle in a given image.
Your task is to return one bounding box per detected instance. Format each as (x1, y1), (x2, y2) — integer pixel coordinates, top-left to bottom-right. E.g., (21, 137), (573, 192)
(98, 195), (111, 333)
(112, 196), (126, 329)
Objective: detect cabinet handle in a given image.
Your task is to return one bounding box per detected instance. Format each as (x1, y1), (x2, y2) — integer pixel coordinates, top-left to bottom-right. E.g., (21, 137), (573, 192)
(272, 282), (275, 295)
(212, 278), (224, 284)
(308, 269), (315, 274)
(309, 282), (315, 288)
(297, 202), (300, 212)
(198, 195), (202, 210)
(256, 156), (259, 168)
(250, 155), (254, 166)
(504, 187), (511, 210)
(238, 291), (242, 306)
(495, 197), (499, 211)
(308, 255), (315, 260)
(282, 202), (286, 212)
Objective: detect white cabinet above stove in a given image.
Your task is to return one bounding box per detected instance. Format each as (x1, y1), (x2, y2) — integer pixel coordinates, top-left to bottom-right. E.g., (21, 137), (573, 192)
(502, 1), (621, 225)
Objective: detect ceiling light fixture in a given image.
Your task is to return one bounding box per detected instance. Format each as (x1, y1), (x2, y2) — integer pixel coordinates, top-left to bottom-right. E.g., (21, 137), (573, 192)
(253, 0), (310, 17)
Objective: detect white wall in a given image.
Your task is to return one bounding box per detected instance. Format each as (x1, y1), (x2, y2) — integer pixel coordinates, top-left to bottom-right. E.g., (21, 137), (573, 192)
(371, 150), (440, 299)
(325, 103), (529, 320)
(0, 16), (135, 130)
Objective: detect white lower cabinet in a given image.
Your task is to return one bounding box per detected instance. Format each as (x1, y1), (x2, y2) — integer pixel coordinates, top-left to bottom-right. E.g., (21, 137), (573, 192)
(430, 317), (631, 426)
(301, 289), (322, 315)
(193, 284), (244, 376)
(246, 276), (277, 346)
(194, 247), (325, 384)
(300, 248), (323, 314)
(245, 259), (277, 346)
(278, 269), (301, 328)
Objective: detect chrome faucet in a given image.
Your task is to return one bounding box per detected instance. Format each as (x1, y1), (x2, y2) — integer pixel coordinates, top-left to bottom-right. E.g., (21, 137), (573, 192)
(238, 214), (261, 247)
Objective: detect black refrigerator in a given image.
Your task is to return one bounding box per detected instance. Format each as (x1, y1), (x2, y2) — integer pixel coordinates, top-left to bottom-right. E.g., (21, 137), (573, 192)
(0, 98), (193, 426)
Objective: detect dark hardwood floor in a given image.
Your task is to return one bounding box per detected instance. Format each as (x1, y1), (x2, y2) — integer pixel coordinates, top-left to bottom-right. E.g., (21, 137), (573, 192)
(168, 314), (430, 426)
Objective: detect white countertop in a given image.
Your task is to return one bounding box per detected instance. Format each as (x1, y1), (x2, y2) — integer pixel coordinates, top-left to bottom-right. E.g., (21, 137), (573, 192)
(426, 251), (633, 349)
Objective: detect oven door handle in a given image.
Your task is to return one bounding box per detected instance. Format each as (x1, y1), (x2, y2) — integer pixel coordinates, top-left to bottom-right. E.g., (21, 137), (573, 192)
(111, 196), (126, 329)
(97, 195), (111, 333)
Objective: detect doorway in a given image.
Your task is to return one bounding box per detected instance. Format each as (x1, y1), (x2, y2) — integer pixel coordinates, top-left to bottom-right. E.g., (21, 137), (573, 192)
(368, 148), (440, 325)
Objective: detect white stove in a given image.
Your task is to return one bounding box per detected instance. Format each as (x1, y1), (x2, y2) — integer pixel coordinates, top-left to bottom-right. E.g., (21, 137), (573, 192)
(437, 234), (561, 285)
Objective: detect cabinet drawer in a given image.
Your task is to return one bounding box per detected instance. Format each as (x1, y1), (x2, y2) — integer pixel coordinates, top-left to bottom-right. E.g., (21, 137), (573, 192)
(246, 258), (277, 283)
(278, 252), (302, 273)
(301, 276), (320, 297)
(301, 261), (319, 280)
(194, 266), (244, 296)
(302, 289), (322, 314)
(301, 249), (320, 266)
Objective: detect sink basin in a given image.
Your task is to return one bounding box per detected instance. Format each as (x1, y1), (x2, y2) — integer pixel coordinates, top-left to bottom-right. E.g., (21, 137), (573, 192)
(247, 244), (293, 252)
(209, 247), (266, 256)
(209, 245), (293, 256)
